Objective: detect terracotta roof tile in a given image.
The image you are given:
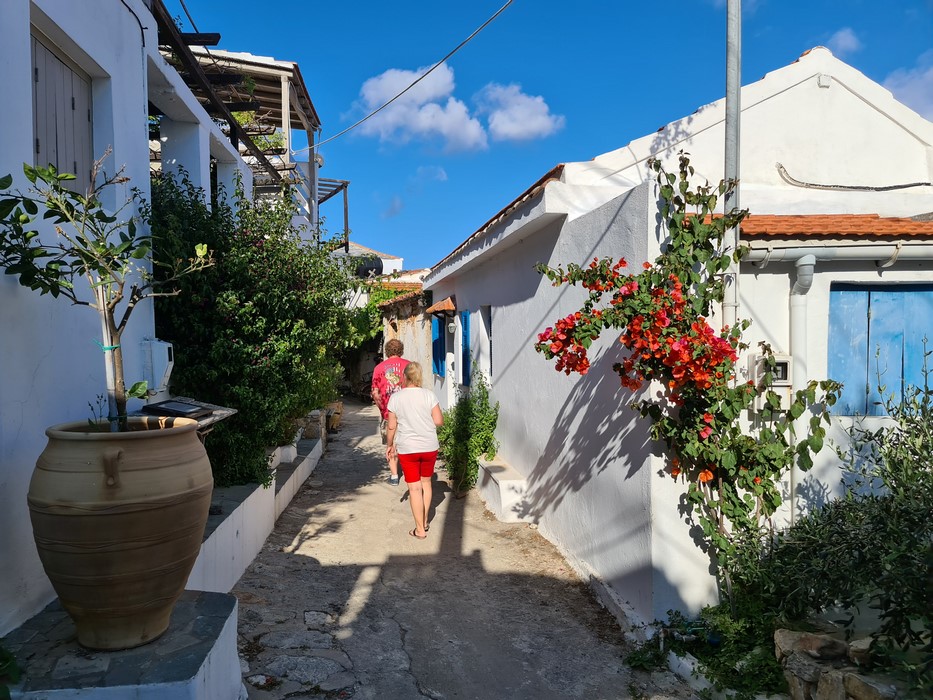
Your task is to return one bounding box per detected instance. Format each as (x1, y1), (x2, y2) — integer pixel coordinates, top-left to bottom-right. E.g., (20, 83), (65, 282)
(373, 281), (422, 292)
(741, 214), (933, 238)
(425, 295), (456, 314)
(377, 289), (423, 309)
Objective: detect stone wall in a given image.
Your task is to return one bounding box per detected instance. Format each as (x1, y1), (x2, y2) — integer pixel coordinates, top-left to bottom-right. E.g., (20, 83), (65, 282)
(774, 630), (905, 700)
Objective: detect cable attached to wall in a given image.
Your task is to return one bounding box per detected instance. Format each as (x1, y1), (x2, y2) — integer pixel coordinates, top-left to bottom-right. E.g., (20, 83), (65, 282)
(776, 162), (932, 192)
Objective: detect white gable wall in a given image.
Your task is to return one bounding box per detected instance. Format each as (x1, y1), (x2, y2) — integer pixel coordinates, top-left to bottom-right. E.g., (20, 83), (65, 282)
(582, 48), (933, 218)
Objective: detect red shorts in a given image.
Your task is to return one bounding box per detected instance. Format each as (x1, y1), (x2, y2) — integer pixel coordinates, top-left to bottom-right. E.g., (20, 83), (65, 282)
(398, 451), (438, 483)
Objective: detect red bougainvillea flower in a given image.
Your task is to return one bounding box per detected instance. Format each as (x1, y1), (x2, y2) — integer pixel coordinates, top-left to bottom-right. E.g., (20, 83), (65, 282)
(753, 476), (762, 485)
(698, 469), (714, 483)
(671, 467), (682, 478)
(699, 426), (713, 440)
(642, 261), (652, 269)
(703, 413), (714, 424)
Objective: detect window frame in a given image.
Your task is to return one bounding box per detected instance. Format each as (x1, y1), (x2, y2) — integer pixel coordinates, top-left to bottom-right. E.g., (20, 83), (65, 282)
(31, 32), (94, 193)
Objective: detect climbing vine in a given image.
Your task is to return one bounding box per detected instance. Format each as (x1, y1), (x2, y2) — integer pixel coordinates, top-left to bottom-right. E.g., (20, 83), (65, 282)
(535, 153), (840, 590)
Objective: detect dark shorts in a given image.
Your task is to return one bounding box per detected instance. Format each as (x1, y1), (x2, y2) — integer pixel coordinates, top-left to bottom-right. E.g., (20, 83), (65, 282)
(398, 451), (438, 483)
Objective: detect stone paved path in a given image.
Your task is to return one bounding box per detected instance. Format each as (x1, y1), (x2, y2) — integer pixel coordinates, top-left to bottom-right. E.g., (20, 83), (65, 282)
(234, 398), (696, 699)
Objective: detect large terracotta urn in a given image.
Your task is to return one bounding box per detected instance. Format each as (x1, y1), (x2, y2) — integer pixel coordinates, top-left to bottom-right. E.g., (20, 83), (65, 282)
(27, 416), (213, 650)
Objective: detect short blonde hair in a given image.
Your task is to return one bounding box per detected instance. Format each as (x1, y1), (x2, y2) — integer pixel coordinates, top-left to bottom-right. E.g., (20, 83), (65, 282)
(404, 362), (423, 388)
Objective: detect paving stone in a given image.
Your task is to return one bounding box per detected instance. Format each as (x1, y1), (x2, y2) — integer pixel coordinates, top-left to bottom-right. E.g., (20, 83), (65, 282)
(52, 653), (110, 678)
(304, 610), (335, 629)
(318, 671), (357, 691)
(259, 629), (333, 650)
(265, 654), (344, 685)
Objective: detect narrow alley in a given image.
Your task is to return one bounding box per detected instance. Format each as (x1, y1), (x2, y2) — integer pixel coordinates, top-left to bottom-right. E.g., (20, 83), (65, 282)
(233, 399), (695, 699)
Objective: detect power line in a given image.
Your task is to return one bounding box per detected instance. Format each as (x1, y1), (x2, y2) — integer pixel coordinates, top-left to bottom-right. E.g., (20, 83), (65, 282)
(295, 0), (514, 154)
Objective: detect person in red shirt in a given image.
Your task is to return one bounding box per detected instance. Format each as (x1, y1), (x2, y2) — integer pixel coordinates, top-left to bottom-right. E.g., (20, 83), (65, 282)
(371, 339), (410, 484)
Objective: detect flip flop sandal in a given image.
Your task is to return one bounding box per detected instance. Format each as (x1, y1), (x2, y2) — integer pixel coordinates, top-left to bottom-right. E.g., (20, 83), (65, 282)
(409, 528), (427, 540)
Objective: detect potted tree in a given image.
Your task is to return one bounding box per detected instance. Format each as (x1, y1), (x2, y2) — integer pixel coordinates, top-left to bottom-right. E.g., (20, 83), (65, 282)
(0, 152), (214, 650)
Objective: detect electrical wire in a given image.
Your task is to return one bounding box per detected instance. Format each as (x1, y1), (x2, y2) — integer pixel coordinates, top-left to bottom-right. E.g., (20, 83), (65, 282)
(294, 0), (514, 154)
(776, 162), (932, 192)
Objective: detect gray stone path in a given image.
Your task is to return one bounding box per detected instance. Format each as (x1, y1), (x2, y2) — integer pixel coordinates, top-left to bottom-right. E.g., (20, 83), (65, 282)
(234, 399), (695, 699)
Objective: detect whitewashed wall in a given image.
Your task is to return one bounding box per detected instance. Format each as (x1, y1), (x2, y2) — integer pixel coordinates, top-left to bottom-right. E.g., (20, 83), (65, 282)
(0, 0), (251, 636)
(429, 184), (718, 624)
(424, 47), (933, 628)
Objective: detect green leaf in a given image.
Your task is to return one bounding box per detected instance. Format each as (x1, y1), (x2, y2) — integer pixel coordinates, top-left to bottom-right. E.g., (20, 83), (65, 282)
(0, 198), (18, 219)
(195, 243), (208, 258)
(23, 163), (37, 183)
(721, 450), (737, 471)
(127, 381), (149, 399)
(0, 173), (12, 190)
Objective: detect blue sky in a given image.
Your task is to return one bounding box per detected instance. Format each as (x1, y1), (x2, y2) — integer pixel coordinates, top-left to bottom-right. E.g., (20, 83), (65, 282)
(171, 0), (933, 270)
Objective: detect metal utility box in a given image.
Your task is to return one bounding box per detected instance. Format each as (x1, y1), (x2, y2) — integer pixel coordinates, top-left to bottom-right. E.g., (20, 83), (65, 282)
(142, 339), (174, 394)
(748, 352), (793, 412)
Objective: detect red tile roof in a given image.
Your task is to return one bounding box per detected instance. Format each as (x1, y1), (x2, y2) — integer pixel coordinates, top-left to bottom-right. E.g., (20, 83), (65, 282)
(425, 296), (456, 314)
(377, 289), (423, 309)
(374, 281), (422, 292)
(741, 214), (933, 238)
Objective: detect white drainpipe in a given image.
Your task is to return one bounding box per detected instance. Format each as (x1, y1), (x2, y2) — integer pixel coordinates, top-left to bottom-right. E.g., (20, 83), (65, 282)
(746, 244), (933, 518)
(788, 255), (815, 524)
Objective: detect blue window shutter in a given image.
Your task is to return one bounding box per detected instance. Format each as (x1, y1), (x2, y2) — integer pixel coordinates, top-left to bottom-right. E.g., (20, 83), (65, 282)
(828, 287), (870, 415)
(866, 290), (905, 416)
(830, 284), (933, 416)
(432, 316), (445, 377)
(902, 288), (933, 392)
(461, 310), (471, 386)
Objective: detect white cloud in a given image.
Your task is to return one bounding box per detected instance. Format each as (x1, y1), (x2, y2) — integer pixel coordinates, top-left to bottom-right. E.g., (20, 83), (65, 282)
(884, 50), (933, 120)
(475, 83), (565, 142)
(381, 195), (404, 219)
(356, 63), (487, 152)
(414, 165), (448, 183)
(826, 27), (862, 57)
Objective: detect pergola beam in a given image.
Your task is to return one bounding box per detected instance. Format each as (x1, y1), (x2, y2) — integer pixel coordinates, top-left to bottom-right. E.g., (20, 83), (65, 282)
(150, 0), (281, 182)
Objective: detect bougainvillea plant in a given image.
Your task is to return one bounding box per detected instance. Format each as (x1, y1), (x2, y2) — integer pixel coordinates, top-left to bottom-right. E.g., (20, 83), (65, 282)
(534, 153), (840, 593)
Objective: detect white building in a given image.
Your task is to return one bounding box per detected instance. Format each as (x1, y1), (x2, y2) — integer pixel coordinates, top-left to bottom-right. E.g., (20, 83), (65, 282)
(0, 0), (255, 636)
(423, 47), (933, 628)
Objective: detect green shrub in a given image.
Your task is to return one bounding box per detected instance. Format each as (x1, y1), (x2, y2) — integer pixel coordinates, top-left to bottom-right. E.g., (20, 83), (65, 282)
(638, 363), (933, 696)
(717, 363), (933, 692)
(437, 370), (499, 492)
(146, 173), (354, 486)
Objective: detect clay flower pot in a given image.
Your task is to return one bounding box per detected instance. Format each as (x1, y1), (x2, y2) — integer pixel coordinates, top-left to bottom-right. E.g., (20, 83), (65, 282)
(27, 416), (213, 650)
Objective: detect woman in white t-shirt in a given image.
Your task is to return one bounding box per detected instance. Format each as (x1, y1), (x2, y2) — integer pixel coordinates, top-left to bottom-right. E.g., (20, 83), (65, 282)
(386, 362), (444, 539)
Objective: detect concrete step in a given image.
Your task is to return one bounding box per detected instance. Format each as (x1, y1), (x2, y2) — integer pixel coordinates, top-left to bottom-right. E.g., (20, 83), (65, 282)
(477, 456), (533, 523)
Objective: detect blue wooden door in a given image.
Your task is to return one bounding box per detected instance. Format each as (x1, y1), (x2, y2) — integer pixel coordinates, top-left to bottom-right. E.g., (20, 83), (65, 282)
(460, 310), (471, 386)
(431, 316), (445, 377)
